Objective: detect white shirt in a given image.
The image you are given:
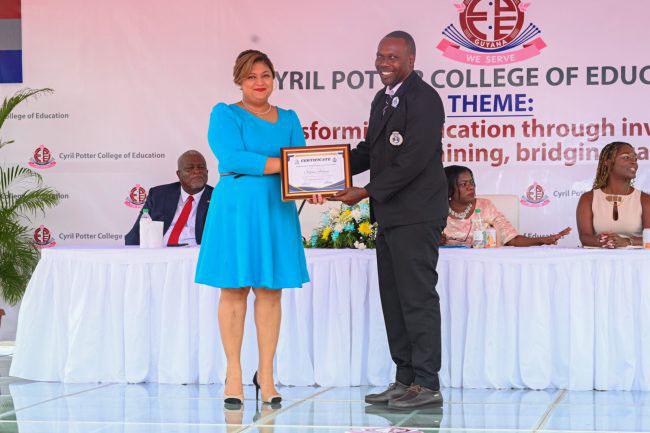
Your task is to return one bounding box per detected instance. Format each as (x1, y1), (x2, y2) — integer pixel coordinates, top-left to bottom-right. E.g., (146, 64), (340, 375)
(163, 187), (204, 246)
(385, 81), (404, 96)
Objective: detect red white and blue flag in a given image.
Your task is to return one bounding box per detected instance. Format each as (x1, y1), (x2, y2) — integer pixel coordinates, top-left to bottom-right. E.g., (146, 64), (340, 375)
(0, 0), (22, 83)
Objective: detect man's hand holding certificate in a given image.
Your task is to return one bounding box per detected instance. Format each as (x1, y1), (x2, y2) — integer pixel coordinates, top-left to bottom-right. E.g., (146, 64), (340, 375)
(328, 187), (369, 206)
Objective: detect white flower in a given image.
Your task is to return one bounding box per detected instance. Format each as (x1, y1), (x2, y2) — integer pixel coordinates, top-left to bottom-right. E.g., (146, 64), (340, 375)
(354, 241), (367, 250)
(329, 208), (339, 219)
(334, 223), (343, 233)
(351, 209), (362, 221)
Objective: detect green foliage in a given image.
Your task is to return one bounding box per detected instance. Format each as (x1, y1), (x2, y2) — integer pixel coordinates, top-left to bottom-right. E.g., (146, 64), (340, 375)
(0, 88), (58, 305)
(0, 88), (53, 149)
(304, 200), (377, 249)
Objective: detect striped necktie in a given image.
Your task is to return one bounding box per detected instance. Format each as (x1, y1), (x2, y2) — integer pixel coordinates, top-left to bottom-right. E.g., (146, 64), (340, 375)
(382, 94), (393, 116)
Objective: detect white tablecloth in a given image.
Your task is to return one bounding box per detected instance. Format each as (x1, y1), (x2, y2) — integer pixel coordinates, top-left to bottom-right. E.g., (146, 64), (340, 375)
(10, 246), (650, 390)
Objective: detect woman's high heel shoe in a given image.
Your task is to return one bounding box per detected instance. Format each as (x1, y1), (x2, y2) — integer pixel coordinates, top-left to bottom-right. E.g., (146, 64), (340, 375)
(224, 378), (244, 406)
(224, 395), (243, 405)
(252, 371), (282, 404)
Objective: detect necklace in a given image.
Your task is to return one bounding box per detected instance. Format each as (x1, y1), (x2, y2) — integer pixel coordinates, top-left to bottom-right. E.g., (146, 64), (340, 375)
(241, 99), (272, 115)
(603, 183), (631, 221)
(449, 202), (473, 219)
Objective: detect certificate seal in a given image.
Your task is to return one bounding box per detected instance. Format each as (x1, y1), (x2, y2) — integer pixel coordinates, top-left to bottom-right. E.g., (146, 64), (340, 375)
(389, 131), (403, 146)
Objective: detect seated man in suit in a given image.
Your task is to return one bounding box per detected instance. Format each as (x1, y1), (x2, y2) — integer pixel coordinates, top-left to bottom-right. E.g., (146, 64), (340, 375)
(125, 150), (213, 246)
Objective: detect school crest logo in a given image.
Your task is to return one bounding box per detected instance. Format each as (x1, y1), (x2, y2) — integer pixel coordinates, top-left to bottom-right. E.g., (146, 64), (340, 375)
(33, 225), (56, 248)
(520, 182), (550, 207)
(124, 184), (147, 208)
(437, 0), (546, 65)
(28, 145), (57, 169)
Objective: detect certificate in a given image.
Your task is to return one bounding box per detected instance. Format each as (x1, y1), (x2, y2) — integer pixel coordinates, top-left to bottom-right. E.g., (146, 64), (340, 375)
(280, 144), (352, 201)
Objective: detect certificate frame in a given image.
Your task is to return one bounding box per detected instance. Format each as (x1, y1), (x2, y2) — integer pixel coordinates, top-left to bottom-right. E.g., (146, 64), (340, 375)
(280, 144), (352, 201)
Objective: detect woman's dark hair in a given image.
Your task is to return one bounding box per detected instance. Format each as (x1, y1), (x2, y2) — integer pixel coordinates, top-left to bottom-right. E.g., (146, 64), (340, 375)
(444, 165), (474, 200)
(593, 141), (632, 190)
(233, 49), (276, 85)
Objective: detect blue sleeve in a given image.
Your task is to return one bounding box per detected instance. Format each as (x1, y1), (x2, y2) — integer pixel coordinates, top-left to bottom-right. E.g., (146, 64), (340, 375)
(207, 103), (268, 175)
(288, 109), (307, 148)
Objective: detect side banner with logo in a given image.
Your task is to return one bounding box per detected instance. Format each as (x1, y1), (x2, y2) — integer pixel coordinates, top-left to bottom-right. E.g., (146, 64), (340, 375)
(1, 0), (648, 247)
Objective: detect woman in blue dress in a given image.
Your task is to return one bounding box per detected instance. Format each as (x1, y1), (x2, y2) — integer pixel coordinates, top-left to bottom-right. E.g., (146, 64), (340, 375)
(196, 50), (309, 406)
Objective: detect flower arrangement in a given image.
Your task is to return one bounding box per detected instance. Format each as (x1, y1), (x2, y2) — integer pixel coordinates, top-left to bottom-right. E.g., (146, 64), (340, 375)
(304, 199), (377, 249)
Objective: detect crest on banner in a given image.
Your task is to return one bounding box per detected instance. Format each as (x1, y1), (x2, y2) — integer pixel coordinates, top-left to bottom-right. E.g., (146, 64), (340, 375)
(124, 184), (147, 208)
(520, 182), (550, 207)
(437, 0), (546, 65)
(33, 225), (56, 248)
(28, 145), (57, 169)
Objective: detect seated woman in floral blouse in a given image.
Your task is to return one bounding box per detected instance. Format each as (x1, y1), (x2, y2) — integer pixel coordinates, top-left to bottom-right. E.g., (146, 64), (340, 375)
(441, 165), (571, 247)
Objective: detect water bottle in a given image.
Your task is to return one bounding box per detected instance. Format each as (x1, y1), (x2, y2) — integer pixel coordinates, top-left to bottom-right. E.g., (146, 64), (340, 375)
(139, 208), (152, 247)
(140, 208), (152, 222)
(472, 209), (486, 248)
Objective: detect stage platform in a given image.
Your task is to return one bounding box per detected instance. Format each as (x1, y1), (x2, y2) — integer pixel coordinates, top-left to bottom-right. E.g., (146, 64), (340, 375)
(1, 355), (650, 433)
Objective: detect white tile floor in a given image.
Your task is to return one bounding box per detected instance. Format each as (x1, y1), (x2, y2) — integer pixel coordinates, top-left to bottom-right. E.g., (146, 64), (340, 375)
(1, 356), (650, 432)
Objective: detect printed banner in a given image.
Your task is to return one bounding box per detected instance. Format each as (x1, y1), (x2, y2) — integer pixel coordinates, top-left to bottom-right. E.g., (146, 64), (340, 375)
(1, 0), (648, 248)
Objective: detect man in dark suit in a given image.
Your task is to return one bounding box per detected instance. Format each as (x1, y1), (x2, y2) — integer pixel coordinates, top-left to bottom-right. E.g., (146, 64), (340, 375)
(125, 150), (213, 246)
(330, 31), (447, 408)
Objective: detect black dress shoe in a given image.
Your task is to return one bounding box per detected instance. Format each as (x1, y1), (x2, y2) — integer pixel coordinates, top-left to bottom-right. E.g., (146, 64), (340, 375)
(364, 381), (410, 404)
(388, 385), (443, 409)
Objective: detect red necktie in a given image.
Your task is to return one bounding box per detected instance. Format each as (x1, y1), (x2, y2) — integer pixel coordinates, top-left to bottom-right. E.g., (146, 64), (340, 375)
(167, 196), (194, 245)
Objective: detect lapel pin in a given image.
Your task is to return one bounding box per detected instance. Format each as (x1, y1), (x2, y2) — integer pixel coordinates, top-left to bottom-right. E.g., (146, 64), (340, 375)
(389, 131), (404, 146)
(391, 96), (399, 108)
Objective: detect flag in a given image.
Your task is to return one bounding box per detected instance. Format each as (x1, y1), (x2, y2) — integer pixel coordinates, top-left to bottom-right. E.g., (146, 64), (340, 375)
(0, 0), (22, 83)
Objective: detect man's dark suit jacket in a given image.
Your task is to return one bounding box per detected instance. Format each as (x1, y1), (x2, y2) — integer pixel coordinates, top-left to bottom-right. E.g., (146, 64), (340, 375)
(124, 182), (213, 245)
(350, 71), (448, 228)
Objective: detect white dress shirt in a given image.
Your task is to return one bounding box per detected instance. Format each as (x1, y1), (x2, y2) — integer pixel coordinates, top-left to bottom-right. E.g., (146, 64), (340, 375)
(385, 81), (404, 96)
(163, 187), (204, 246)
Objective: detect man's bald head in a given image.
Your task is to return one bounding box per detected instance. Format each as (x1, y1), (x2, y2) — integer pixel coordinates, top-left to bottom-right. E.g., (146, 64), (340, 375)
(176, 150), (208, 194)
(177, 150), (206, 170)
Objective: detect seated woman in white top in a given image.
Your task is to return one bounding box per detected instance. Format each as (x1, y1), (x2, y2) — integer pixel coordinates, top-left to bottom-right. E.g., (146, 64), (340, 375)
(577, 141), (650, 248)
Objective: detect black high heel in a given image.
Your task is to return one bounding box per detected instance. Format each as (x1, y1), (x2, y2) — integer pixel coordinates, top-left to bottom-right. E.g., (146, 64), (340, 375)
(224, 396), (243, 406)
(252, 371), (282, 404)
(223, 378), (243, 406)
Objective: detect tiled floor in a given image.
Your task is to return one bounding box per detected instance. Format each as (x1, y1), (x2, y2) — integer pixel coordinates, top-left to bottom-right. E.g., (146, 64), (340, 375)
(1, 356), (650, 432)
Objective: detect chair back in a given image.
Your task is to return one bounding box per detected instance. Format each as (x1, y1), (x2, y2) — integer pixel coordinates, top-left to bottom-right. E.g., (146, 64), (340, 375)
(478, 194), (520, 231)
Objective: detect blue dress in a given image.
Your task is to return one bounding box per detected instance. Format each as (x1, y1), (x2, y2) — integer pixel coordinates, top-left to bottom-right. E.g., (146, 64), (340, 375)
(195, 103), (309, 289)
